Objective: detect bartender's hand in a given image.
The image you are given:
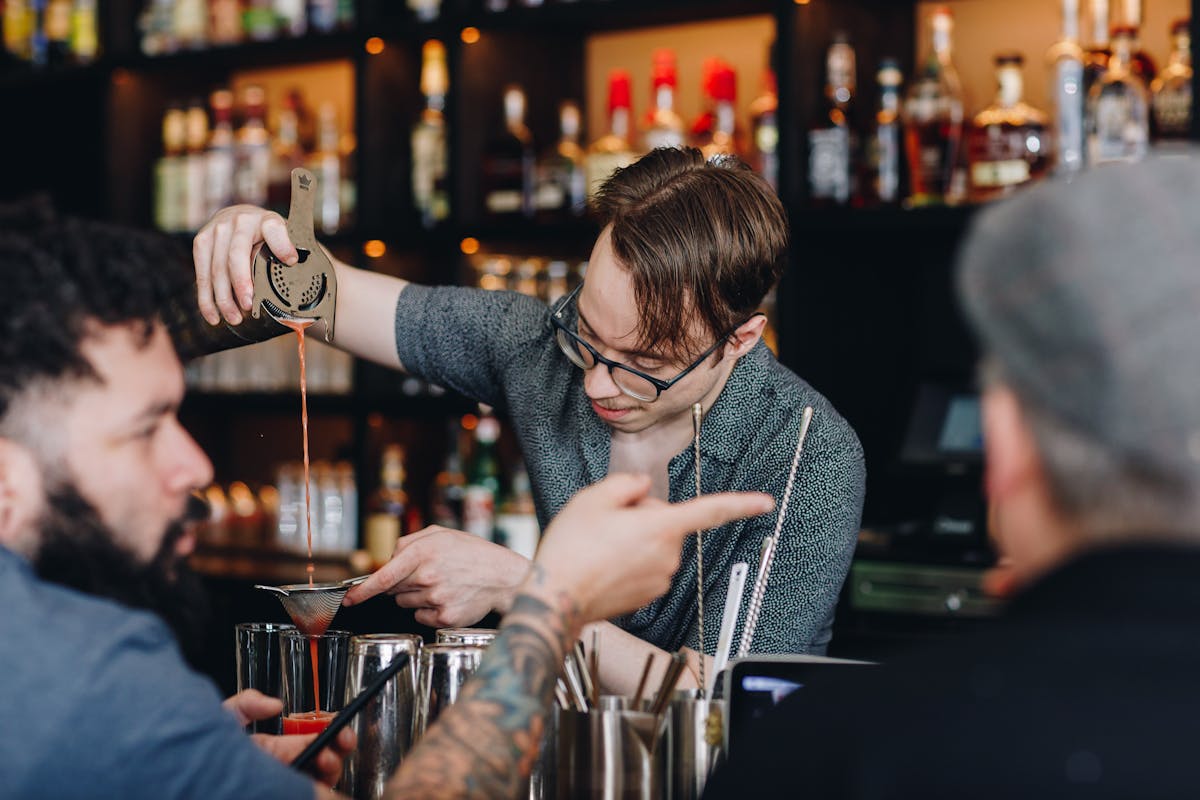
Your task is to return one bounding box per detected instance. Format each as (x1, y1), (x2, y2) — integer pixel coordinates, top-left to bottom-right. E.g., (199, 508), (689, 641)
(343, 526), (530, 628)
(193, 204), (300, 326)
(531, 473), (775, 623)
(223, 689), (354, 788)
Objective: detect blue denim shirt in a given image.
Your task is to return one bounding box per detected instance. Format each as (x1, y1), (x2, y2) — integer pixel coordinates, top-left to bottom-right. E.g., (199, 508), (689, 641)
(395, 286), (866, 655)
(0, 546), (313, 799)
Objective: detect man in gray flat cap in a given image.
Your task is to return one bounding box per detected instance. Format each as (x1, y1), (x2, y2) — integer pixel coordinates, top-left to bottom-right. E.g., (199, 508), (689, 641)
(705, 154), (1200, 798)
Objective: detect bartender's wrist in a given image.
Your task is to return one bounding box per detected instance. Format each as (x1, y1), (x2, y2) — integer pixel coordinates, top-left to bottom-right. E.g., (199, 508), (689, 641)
(491, 547), (535, 616)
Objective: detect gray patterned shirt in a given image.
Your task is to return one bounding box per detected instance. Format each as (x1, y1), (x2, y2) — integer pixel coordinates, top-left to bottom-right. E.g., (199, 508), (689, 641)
(394, 285), (865, 655)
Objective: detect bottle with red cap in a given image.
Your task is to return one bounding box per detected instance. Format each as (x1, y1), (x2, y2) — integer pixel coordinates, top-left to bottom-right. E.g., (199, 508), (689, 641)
(642, 49), (686, 151)
(698, 62), (741, 159)
(585, 69), (637, 201)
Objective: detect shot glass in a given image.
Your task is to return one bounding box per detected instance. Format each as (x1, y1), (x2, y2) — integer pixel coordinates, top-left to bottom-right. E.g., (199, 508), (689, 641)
(280, 628), (351, 734)
(235, 621), (296, 734)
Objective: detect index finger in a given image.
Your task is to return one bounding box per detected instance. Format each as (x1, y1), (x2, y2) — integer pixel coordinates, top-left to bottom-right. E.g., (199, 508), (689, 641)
(647, 492), (775, 541)
(342, 546), (420, 606)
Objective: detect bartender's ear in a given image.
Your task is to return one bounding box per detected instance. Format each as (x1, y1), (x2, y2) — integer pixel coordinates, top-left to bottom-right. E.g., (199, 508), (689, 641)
(0, 438), (43, 554)
(723, 314), (769, 359)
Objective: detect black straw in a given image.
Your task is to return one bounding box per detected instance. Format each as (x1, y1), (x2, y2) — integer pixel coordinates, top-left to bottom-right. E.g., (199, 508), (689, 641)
(289, 653), (411, 771)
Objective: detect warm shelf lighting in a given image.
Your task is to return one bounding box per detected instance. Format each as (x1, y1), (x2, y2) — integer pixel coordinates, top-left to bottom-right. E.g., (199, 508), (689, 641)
(364, 239), (387, 258)
(365, 37), (385, 54)
(794, 0), (811, 4)
(460, 237), (480, 255)
(461, 413), (479, 431)
(111, 68), (131, 86)
(461, 27), (481, 44)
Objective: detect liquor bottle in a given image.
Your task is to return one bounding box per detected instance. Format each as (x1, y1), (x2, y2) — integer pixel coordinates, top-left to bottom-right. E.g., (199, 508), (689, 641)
(1150, 18), (1192, 146)
(699, 63), (740, 160)
(43, 0), (71, 65)
(482, 85), (535, 219)
(748, 66), (780, 191)
(309, 0), (338, 34)
(536, 100), (587, 218)
(1083, 0), (1112, 94)
(808, 33), (857, 205)
(268, 104), (306, 218)
(155, 104), (187, 233)
(966, 54), (1050, 203)
(408, 0), (442, 22)
(585, 70), (636, 201)
(205, 89), (236, 219)
(70, 0), (99, 64)
(1113, 0), (1156, 82)
(1087, 24), (1149, 165)
(412, 39), (450, 228)
(275, 0), (308, 37)
(310, 103), (343, 234)
(182, 99), (210, 231)
(430, 429), (466, 530)
(209, 0), (242, 45)
(1048, 0), (1086, 176)
(642, 49), (686, 151)
(234, 85), (271, 207)
(689, 58), (722, 149)
(3, 0), (31, 62)
(365, 445), (408, 567)
(902, 5), (964, 206)
(463, 413), (501, 541)
(172, 0), (207, 50)
(244, 0), (277, 41)
(869, 59), (904, 205)
(139, 0), (175, 56)
(495, 464), (539, 559)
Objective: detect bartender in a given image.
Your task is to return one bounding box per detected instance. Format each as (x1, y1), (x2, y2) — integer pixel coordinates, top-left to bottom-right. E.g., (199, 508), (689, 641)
(192, 147), (865, 693)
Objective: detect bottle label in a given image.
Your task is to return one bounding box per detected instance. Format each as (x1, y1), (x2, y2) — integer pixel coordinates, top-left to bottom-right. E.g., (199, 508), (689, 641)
(463, 486), (495, 540)
(970, 159), (1030, 187)
(875, 124), (899, 202)
(1152, 87), (1192, 139)
(809, 126), (850, 202)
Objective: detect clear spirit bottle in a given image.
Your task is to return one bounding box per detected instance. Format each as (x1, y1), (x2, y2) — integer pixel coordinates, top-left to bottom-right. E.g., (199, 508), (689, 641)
(1048, 0), (1086, 176)
(1087, 24), (1149, 165)
(412, 39), (450, 228)
(966, 54), (1050, 202)
(869, 59), (904, 204)
(642, 49), (686, 151)
(1150, 18), (1192, 146)
(902, 6), (963, 206)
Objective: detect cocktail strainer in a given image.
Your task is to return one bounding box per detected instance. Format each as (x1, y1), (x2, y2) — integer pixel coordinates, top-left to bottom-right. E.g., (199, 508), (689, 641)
(255, 576), (368, 636)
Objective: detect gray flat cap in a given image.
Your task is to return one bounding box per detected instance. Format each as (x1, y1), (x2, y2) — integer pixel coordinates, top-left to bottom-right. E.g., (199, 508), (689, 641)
(957, 153), (1200, 477)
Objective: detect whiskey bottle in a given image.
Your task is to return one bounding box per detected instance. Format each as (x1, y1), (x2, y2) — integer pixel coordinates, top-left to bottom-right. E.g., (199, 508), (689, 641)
(585, 70), (636, 201)
(233, 85), (271, 206)
(966, 54), (1050, 202)
(1087, 24), (1149, 164)
(412, 39), (450, 228)
(1048, 0), (1086, 176)
(748, 66), (780, 191)
(642, 49), (686, 151)
(482, 85), (535, 219)
(902, 5), (963, 206)
(869, 59), (904, 204)
(808, 33), (856, 205)
(1150, 18), (1192, 146)
(365, 445), (408, 568)
(182, 99), (210, 231)
(536, 100), (587, 218)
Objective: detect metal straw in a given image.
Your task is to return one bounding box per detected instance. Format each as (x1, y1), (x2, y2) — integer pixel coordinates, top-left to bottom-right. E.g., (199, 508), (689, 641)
(692, 403), (707, 700)
(736, 406), (814, 658)
(710, 561), (749, 693)
(589, 629), (601, 710)
(573, 640), (595, 707)
(631, 653), (657, 710)
(649, 651), (689, 718)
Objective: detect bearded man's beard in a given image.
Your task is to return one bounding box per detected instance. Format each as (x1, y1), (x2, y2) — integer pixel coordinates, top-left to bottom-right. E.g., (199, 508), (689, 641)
(32, 482), (211, 663)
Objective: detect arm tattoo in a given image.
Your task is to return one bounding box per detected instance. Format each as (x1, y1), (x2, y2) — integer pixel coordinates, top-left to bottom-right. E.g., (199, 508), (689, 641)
(386, 564), (582, 799)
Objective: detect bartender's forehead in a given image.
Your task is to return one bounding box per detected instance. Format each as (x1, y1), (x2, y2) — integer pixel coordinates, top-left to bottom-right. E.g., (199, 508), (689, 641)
(578, 231), (667, 358)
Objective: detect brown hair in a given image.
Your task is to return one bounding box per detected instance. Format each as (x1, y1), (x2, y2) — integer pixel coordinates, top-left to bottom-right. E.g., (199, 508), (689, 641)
(592, 147), (787, 360)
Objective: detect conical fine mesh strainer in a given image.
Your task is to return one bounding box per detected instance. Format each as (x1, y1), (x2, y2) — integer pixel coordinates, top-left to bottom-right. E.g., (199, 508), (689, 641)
(255, 576), (368, 636)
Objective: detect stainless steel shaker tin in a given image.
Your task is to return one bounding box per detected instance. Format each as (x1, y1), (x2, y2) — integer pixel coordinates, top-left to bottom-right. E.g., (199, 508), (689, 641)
(340, 634), (423, 800)
(414, 643), (487, 736)
(435, 627), (499, 647)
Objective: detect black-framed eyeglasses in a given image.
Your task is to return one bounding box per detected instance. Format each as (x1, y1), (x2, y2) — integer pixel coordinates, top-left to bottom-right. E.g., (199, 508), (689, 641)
(550, 283), (757, 403)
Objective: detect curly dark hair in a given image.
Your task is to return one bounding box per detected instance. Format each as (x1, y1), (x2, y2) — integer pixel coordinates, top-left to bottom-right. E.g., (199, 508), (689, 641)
(0, 202), (192, 424)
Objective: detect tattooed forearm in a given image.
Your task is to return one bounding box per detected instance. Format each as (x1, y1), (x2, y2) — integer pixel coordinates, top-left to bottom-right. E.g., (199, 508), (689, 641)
(386, 564), (582, 799)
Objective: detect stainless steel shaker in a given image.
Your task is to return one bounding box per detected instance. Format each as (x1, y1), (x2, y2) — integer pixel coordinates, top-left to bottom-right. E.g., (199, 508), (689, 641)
(666, 691), (724, 800)
(340, 634), (422, 800)
(414, 643), (486, 736)
(554, 705), (667, 799)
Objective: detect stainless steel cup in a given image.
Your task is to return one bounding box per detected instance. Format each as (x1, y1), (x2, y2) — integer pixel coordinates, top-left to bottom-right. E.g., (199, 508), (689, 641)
(554, 705), (667, 799)
(235, 622), (296, 734)
(340, 634), (423, 800)
(435, 627), (498, 647)
(414, 643), (486, 736)
(666, 692), (724, 800)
